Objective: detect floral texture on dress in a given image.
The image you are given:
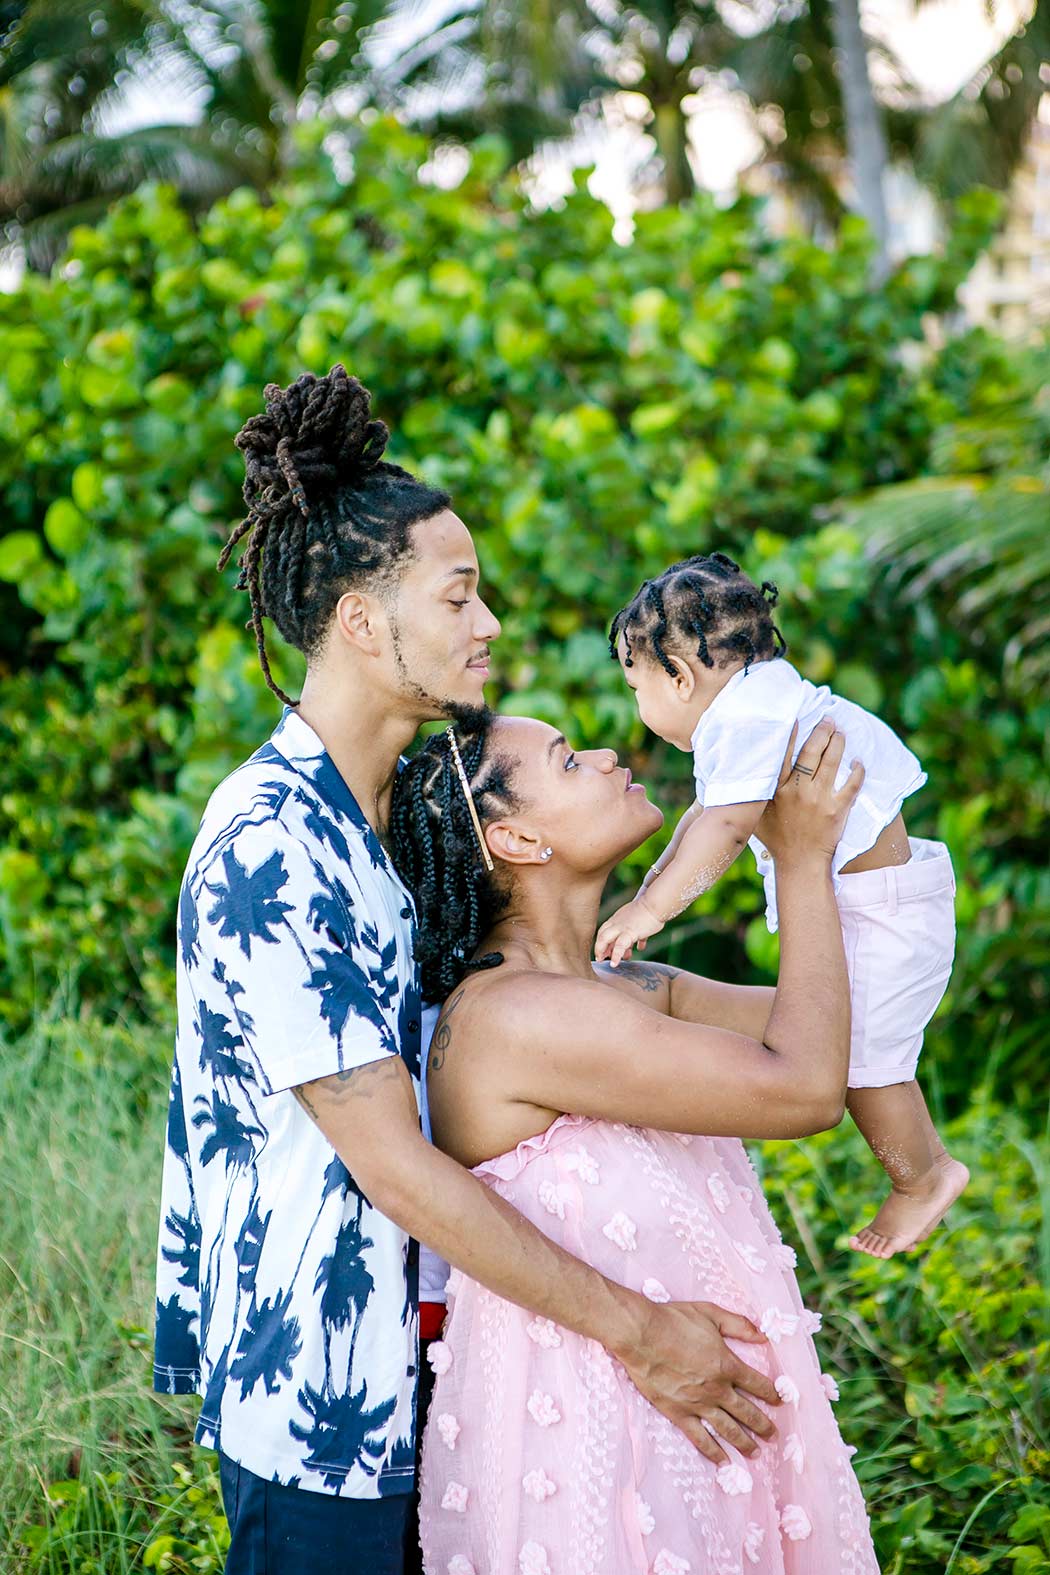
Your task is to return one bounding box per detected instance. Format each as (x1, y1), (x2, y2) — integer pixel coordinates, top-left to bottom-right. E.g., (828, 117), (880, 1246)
(441, 1482), (469, 1513)
(602, 1211), (638, 1251)
(428, 1341), (453, 1376)
(526, 1391), (561, 1428)
(518, 1542), (551, 1575)
(781, 1504), (814, 1540)
(525, 1317), (562, 1349)
(716, 1462), (753, 1496)
(759, 1306), (800, 1343)
(522, 1468), (557, 1503)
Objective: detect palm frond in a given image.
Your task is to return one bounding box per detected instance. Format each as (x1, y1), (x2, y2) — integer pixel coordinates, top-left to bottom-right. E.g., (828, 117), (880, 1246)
(913, 0), (1050, 198)
(853, 472), (1050, 681)
(29, 122), (259, 200)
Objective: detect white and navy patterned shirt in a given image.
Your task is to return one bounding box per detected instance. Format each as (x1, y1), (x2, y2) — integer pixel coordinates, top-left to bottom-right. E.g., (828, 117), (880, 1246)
(153, 709), (423, 1498)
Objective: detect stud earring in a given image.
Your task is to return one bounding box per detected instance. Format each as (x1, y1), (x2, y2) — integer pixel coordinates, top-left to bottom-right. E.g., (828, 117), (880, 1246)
(540, 847), (553, 862)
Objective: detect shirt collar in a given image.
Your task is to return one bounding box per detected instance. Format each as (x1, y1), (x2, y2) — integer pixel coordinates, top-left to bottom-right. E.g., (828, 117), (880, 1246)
(268, 707), (402, 885)
(690, 665), (751, 752)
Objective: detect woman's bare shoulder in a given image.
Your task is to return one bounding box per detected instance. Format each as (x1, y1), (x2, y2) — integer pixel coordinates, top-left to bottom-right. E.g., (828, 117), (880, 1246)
(437, 957), (673, 1058)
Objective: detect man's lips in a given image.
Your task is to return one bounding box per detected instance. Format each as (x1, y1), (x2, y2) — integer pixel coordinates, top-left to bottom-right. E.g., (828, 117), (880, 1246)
(467, 653), (490, 674)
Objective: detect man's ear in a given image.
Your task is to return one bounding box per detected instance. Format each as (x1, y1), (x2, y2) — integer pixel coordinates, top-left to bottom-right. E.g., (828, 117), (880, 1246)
(333, 590), (387, 656)
(668, 654), (697, 701)
(485, 820), (546, 867)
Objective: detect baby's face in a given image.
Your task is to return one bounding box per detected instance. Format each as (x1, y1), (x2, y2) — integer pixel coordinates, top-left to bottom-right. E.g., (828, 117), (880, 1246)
(616, 635), (694, 750)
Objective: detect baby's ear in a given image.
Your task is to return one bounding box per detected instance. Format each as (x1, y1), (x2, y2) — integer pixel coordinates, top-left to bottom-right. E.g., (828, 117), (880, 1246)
(669, 655), (697, 700)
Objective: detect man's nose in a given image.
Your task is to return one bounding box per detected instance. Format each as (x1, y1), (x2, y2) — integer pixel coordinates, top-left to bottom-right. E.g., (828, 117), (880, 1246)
(474, 597), (501, 642)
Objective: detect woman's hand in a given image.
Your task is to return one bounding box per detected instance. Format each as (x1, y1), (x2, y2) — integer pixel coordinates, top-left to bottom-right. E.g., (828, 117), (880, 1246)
(757, 719), (864, 868)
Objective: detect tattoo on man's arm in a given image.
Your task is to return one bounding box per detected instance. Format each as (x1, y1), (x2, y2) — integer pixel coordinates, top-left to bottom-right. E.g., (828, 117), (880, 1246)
(430, 986), (465, 1072)
(293, 1055), (404, 1120)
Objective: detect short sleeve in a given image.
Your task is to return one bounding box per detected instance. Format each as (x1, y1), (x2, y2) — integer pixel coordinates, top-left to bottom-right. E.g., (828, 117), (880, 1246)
(696, 662), (802, 808)
(195, 825), (397, 1094)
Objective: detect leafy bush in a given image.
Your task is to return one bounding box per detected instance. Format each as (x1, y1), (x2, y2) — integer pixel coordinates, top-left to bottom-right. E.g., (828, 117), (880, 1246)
(0, 119), (1046, 1121)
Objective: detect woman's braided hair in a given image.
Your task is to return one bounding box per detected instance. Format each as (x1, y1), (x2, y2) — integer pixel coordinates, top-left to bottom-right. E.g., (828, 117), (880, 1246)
(390, 712), (520, 1003)
(218, 365), (451, 705)
(609, 552), (788, 676)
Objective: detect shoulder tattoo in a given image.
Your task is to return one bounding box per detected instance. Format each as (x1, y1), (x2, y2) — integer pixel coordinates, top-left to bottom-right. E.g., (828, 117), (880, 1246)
(596, 959), (677, 995)
(430, 985), (466, 1073)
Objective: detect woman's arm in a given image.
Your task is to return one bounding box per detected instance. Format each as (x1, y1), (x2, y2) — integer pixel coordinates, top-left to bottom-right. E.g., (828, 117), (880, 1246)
(596, 959), (775, 1042)
(497, 722), (859, 1140)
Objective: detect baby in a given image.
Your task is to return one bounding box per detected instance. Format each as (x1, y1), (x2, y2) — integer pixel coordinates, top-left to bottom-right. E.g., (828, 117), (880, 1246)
(596, 551), (969, 1259)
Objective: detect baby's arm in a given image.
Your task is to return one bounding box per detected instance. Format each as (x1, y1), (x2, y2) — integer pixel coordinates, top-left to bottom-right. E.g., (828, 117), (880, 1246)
(595, 802), (767, 967)
(641, 800), (702, 892)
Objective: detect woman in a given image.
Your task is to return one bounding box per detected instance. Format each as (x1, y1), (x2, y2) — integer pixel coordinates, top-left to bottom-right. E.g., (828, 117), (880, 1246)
(390, 711), (879, 1574)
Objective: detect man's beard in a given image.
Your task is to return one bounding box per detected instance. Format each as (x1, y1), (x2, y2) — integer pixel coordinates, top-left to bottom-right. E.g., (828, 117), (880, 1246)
(390, 621), (488, 731)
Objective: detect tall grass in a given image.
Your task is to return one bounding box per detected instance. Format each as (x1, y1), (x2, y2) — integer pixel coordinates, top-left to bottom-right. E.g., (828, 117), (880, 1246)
(0, 1021), (200, 1571)
(1, 1018), (1047, 1572)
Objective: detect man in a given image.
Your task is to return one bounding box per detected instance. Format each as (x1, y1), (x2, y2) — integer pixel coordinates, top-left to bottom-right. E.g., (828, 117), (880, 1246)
(154, 366), (781, 1573)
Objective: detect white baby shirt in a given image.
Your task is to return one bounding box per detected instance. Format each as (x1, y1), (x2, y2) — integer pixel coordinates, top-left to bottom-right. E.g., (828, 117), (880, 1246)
(691, 659), (927, 932)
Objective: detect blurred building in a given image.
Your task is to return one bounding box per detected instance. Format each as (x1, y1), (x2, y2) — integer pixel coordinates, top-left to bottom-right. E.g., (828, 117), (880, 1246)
(743, 93), (1050, 342)
(958, 97), (1050, 338)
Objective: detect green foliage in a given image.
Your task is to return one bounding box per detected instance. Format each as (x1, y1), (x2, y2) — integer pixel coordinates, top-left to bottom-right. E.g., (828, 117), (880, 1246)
(758, 1108), (1050, 1574)
(0, 124), (1045, 1123)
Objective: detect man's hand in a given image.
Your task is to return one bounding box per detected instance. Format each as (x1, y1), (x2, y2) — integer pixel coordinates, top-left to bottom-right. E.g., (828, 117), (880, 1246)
(612, 1298), (779, 1464)
(595, 894), (665, 967)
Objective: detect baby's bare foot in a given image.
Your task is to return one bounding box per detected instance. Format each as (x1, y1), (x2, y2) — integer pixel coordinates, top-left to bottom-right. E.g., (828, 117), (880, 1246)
(849, 1156), (969, 1259)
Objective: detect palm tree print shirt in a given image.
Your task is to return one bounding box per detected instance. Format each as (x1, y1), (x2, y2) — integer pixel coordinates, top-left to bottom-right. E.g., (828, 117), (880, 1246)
(153, 709), (423, 1497)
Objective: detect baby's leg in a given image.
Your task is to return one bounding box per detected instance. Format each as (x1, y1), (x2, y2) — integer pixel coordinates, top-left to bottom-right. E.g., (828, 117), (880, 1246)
(846, 1082), (968, 1258)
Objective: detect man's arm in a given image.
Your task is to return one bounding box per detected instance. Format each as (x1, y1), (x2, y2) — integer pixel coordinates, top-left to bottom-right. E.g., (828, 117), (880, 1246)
(292, 1058), (780, 1465)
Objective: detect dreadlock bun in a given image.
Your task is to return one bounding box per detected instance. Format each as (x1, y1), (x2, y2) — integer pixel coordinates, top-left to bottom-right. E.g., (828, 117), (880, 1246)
(390, 713), (520, 1003)
(219, 365), (451, 705)
(234, 366), (390, 515)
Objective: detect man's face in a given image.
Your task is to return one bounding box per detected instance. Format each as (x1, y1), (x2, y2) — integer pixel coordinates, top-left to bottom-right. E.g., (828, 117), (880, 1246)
(384, 509), (501, 720)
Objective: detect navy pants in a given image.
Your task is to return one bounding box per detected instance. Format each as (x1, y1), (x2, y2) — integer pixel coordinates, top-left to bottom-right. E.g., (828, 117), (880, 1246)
(219, 1453), (413, 1575)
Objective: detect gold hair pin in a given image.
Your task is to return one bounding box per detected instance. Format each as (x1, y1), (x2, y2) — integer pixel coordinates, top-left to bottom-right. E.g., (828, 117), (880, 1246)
(445, 728), (494, 872)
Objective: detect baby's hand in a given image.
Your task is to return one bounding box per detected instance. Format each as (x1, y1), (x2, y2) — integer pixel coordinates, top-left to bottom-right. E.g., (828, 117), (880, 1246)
(595, 895), (665, 968)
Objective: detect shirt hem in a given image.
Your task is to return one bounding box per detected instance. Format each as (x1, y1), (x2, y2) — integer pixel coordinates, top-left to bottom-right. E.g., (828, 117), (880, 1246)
(698, 779), (777, 808)
(262, 1038), (396, 1095)
(194, 1425), (416, 1497)
(153, 1364), (201, 1395)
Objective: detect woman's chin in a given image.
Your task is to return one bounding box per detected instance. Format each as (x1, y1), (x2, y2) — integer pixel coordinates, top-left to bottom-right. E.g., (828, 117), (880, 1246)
(618, 796), (664, 849)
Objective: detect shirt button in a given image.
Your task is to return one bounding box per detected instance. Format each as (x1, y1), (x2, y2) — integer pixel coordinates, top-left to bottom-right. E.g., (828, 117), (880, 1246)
(408, 1019), (420, 1033)
(400, 906), (412, 920)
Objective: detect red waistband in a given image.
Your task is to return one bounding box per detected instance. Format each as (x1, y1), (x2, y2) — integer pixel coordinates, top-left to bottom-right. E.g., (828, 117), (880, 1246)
(420, 1301), (445, 1341)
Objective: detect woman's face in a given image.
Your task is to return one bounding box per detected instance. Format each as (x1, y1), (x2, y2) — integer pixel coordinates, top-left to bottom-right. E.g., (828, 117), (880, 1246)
(488, 716), (663, 872)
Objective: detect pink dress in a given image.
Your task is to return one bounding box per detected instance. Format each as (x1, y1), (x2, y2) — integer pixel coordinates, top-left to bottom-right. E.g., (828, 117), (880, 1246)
(418, 1116), (879, 1575)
